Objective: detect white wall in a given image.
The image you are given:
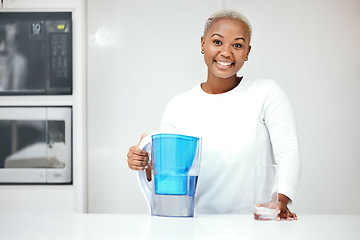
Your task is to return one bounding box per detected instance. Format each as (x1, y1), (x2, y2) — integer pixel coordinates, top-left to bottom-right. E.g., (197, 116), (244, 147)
(87, 0), (360, 214)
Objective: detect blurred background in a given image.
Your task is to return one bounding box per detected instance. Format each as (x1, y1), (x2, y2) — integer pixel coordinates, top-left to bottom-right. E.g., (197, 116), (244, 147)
(1, 0), (358, 215)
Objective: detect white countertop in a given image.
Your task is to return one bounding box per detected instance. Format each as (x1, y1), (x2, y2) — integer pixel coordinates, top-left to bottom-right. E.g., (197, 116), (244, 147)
(0, 214), (359, 240)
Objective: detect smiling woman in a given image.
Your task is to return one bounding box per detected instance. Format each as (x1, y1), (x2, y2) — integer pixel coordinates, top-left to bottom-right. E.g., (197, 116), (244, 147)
(201, 18), (251, 93)
(127, 9), (301, 221)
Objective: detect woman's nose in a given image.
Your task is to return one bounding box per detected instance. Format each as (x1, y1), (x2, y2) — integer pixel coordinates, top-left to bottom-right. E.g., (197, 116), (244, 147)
(220, 45), (232, 57)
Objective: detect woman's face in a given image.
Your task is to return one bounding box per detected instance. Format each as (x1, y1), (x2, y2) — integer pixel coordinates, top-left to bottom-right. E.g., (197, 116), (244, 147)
(201, 19), (251, 80)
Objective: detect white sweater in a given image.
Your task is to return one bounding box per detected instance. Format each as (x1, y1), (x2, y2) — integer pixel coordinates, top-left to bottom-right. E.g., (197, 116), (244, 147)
(160, 77), (301, 214)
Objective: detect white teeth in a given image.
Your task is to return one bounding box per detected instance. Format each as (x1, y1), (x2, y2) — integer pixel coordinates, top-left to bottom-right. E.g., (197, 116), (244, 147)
(216, 61), (232, 66)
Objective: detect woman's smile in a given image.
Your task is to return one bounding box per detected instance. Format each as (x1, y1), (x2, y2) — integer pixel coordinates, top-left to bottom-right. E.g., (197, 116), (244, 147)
(214, 60), (234, 69)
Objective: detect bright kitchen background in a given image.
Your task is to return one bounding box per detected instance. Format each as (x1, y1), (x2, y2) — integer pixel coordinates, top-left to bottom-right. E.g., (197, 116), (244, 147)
(87, 0), (360, 214)
(2, 0), (357, 214)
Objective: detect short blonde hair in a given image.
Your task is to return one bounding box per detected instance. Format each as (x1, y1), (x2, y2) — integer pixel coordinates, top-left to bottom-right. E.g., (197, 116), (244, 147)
(204, 9), (252, 41)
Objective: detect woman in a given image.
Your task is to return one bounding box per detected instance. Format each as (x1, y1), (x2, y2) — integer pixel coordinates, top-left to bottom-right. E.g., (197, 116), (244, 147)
(127, 9), (300, 220)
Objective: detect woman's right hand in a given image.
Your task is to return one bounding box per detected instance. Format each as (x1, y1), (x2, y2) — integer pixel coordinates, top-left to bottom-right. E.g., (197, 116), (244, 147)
(127, 134), (150, 171)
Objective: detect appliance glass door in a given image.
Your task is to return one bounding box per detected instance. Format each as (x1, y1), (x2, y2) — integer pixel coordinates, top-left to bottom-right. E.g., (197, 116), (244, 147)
(0, 107), (71, 183)
(0, 12), (72, 95)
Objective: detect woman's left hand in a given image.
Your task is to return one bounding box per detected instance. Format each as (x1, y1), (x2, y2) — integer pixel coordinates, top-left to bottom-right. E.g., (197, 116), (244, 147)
(276, 201), (298, 221)
(277, 193), (298, 221)
(255, 200), (297, 221)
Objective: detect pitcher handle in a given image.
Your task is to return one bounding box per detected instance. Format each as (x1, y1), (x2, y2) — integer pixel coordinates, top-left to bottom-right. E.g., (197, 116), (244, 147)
(137, 135), (152, 209)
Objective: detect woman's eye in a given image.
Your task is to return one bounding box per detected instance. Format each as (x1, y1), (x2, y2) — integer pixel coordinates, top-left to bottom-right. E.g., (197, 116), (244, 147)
(233, 43), (242, 48)
(213, 40), (222, 45)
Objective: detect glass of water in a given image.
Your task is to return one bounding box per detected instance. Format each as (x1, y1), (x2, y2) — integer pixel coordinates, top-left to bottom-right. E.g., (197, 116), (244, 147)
(254, 164), (278, 221)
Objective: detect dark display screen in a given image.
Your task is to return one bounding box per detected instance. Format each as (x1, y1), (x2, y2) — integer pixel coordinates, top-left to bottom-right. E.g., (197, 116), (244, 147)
(0, 12), (72, 95)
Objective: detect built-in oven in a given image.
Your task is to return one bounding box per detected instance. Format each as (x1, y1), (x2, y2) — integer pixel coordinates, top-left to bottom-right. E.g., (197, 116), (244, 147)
(0, 107), (72, 183)
(0, 12), (72, 95)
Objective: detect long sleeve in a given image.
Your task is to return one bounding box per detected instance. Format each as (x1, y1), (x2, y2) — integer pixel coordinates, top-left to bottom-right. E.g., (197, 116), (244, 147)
(263, 82), (301, 201)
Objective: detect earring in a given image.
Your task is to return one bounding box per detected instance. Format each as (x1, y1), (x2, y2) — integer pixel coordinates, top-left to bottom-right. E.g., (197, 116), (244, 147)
(201, 50), (205, 54)
(245, 57), (248, 61)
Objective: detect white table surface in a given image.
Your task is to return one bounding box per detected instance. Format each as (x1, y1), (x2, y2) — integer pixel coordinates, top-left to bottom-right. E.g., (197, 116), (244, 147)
(0, 213), (359, 240)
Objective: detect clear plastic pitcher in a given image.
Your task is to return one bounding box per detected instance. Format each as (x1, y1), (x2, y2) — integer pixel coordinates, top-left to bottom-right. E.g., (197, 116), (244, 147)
(138, 133), (202, 217)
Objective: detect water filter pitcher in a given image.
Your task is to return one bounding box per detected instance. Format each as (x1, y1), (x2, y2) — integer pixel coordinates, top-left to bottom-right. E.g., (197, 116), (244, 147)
(138, 133), (202, 217)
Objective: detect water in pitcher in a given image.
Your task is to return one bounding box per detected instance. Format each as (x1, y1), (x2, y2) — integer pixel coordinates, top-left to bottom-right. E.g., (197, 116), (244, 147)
(151, 175), (198, 217)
